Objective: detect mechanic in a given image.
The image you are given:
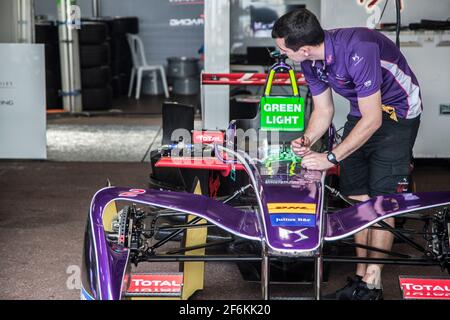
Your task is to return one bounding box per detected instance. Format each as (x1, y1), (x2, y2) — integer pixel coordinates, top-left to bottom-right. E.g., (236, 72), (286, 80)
(272, 9), (421, 300)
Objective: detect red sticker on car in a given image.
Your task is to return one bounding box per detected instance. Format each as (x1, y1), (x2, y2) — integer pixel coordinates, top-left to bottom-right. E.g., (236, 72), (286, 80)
(119, 189), (146, 197)
(127, 274), (183, 294)
(399, 276), (450, 300)
(193, 130), (224, 144)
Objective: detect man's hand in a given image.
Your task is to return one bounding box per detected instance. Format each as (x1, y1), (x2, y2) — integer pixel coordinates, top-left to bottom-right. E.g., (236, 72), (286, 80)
(291, 135), (311, 157)
(301, 151), (334, 171)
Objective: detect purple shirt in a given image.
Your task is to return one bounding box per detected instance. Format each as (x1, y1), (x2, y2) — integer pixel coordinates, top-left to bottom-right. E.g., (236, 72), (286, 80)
(301, 28), (422, 119)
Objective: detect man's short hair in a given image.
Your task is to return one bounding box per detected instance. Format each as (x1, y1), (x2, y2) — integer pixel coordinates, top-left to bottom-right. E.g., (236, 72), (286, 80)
(271, 8), (325, 52)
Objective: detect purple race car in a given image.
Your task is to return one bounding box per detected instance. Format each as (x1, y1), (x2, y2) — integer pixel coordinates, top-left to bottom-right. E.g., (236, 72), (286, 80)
(80, 53), (450, 300)
(80, 137), (450, 300)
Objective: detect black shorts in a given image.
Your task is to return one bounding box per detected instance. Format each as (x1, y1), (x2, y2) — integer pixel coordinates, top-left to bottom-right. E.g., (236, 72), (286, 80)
(340, 113), (420, 197)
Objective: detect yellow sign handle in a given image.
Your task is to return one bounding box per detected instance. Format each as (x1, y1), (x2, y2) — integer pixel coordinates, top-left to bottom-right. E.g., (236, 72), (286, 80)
(289, 69), (299, 96)
(264, 70), (276, 96)
(264, 69), (299, 97)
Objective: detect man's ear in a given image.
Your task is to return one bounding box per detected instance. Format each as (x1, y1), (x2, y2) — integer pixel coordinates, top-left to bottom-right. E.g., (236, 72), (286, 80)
(301, 46), (313, 57)
(301, 48), (309, 57)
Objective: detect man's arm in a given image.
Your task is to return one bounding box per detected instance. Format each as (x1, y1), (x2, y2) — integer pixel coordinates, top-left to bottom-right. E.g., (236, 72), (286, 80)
(300, 90), (382, 171)
(304, 88), (335, 144)
(292, 88), (334, 155)
(332, 90), (382, 162)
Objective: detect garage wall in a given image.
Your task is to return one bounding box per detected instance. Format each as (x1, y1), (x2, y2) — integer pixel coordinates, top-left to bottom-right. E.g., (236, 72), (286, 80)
(0, 0), (16, 43)
(34, 0), (204, 66)
(320, 0), (450, 29)
(230, 0), (321, 54)
(100, 0), (204, 66)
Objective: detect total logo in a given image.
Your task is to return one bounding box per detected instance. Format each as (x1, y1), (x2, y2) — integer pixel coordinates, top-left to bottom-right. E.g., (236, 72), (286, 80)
(193, 131), (224, 144)
(399, 277), (450, 300)
(127, 274), (183, 294)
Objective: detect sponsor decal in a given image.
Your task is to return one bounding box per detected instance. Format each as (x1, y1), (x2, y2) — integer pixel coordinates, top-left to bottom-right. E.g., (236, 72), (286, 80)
(358, 0), (404, 11)
(316, 68), (328, 83)
(0, 100), (14, 106)
(267, 202), (316, 214)
(326, 54), (333, 65)
(364, 80), (372, 87)
(263, 178), (291, 185)
(127, 274), (183, 294)
(279, 227), (309, 242)
(352, 53), (364, 66)
(193, 130), (224, 144)
(68, 5), (81, 30)
(0, 80), (14, 89)
(169, 17), (204, 27)
(270, 214), (316, 227)
(169, 0), (204, 4)
(399, 277), (450, 300)
(396, 178), (409, 193)
(118, 189), (146, 197)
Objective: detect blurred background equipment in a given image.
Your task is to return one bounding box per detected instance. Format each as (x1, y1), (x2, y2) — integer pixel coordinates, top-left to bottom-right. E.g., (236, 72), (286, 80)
(79, 21), (112, 110)
(35, 20), (62, 110)
(82, 16), (140, 103)
(127, 33), (169, 99)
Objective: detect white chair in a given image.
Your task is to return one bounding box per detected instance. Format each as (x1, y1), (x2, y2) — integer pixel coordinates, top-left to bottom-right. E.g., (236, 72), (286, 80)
(126, 33), (169, 99)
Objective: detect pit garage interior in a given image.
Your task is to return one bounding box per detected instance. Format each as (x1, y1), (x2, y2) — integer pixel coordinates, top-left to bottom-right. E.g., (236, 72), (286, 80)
(0, 0), (450, 301)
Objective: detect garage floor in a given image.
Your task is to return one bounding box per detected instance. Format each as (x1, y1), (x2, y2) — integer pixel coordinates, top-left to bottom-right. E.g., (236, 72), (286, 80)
(1, 113), (449, 300)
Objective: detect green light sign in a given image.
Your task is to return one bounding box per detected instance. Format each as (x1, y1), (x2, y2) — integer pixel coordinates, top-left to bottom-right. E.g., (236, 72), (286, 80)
(260, 96), (305, 131)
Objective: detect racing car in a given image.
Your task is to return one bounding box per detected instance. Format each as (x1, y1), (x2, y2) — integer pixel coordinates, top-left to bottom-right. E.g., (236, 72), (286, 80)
(80, 53), (450, 300)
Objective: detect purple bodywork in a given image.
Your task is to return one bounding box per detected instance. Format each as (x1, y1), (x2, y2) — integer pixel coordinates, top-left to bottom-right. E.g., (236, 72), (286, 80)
(325, 191), (450, 240)
(82, 159), (450, 300)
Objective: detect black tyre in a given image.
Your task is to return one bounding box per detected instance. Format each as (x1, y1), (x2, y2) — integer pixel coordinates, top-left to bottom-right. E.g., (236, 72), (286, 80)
(110, 57), (133, 76)
(35, 22), (58, 44)
(110, 58), (133, 75)
(81, 66), (112, 88)
(44, 43), (60, 69)
(110, 17), (139, 36)
(118, 72), (130, 95)
(111, 73), (130, 97)
(46, 88), (62, 110)
(82, 86), (113, 111)
(80, 43), (110, 68)
(83, 16), (139, 36)
(111, 75), (123, 98)
(79, 22), (109, 44)
(110, 36), (132, 62)
(45, 69), (61, 90)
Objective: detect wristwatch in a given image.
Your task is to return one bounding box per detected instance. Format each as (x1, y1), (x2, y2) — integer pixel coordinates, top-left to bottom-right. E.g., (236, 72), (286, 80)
(326, 152), (339, 165)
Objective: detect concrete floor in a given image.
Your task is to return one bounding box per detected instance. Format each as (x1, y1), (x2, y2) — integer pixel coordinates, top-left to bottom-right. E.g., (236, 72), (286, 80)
(0, 158), (449, 300)
(47, 116), (163, 162)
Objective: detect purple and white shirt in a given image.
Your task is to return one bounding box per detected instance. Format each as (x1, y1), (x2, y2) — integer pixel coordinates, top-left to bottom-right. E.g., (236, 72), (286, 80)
(301, 28), (422, 119)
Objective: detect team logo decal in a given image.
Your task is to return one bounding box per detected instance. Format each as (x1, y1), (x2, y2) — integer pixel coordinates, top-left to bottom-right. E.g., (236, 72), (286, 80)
(279, 227), (309, 242)
(119, 189), (146, 197)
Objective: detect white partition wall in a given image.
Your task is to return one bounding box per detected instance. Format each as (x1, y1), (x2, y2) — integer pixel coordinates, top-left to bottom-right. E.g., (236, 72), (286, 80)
(203, 0), (230, 130)
(0, 44), (47, 159)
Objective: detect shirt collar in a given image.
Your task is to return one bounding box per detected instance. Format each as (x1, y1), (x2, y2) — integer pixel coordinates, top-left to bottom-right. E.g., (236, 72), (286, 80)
(323, 30), (335, 66)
